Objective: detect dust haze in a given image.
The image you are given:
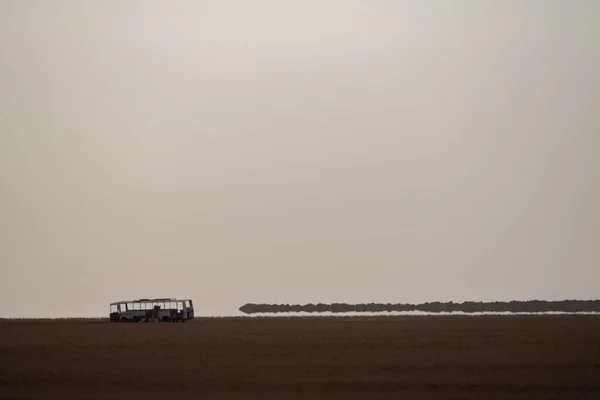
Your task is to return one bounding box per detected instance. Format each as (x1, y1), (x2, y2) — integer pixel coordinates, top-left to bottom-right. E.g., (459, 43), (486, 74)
(1, 1), (599, 317)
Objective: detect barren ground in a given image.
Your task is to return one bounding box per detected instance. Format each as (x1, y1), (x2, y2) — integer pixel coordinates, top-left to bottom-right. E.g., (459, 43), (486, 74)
(1, 315), (600, 399)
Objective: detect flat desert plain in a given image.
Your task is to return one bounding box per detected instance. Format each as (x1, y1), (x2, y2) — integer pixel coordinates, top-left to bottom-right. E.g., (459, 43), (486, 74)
(1, 315), (600, 399)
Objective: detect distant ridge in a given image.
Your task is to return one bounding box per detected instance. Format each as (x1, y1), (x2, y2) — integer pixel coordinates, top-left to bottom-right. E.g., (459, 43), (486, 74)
(239, 300), (600, 314)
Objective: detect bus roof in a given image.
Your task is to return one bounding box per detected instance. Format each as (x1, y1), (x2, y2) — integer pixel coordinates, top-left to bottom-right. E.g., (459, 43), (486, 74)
(110, 298), (191, 305)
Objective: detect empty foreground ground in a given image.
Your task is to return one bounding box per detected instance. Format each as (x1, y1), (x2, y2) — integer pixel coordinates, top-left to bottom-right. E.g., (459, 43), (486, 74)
(1, 315), (600, 399)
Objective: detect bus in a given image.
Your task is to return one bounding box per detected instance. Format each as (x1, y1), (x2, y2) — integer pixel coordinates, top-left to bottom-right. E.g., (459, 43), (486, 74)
(109, 298), (194, 322)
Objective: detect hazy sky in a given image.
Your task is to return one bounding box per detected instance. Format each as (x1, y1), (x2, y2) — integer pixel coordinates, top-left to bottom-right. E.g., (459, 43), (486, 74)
(1, 1), (599, 317)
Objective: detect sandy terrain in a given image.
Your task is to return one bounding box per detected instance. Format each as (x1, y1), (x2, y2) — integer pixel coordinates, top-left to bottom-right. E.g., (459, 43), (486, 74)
(1, 315), (599, 399)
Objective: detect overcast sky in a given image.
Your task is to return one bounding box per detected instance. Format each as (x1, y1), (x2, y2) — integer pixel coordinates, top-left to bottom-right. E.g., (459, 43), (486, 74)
(1, 1), (599, 317)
